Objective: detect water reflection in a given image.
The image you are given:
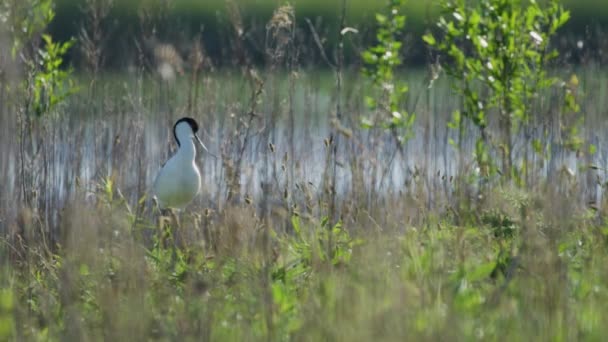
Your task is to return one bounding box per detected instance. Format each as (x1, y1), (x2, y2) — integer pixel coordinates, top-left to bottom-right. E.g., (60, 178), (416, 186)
(1, 69), (606, 226)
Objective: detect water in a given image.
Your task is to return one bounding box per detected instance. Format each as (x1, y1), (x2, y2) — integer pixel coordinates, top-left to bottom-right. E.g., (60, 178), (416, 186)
(1, 67), (608, 230)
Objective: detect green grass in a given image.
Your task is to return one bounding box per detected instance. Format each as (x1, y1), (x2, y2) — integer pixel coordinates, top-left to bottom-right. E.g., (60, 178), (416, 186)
(4, 184), (608, 340)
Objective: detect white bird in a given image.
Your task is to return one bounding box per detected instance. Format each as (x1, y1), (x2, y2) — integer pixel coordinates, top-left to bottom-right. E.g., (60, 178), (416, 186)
(153, 117), (208, 209)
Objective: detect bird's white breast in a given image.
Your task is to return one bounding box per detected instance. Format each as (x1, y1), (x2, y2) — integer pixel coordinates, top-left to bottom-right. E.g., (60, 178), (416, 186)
(153, 154), (201, 209)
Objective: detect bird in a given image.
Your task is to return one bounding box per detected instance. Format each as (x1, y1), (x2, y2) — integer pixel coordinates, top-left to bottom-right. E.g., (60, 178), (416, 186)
(152, 117), (208, 210)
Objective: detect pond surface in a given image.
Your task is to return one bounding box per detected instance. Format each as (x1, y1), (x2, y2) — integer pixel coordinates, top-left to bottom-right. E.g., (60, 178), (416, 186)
(1, 67), (608, 228)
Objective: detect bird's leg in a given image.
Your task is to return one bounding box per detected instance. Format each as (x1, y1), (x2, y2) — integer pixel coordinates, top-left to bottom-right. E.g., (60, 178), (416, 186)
(153, 196), (169, 247)
(176, 210), (186, 249)
(169, 208), (182, 267)
(156, 208), (171, 249)
(173, 210), (188, 258)
(169, 208), (181, 229)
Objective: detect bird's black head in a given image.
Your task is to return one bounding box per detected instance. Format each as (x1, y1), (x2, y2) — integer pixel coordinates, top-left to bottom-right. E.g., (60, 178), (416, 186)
(173, 117), (200, 147)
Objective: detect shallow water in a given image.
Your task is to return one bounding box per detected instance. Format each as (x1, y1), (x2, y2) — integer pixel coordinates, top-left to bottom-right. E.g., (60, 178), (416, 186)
(1, 67), (607, 229)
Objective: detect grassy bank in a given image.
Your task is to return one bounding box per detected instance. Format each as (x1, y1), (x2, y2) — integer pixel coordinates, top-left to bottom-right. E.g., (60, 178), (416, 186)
(3, 177), (608, 340)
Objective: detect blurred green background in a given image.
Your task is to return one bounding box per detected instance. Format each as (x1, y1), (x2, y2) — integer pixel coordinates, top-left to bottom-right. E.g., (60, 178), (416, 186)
(53, 0), (608, 21)
(51, 0), (607, 67)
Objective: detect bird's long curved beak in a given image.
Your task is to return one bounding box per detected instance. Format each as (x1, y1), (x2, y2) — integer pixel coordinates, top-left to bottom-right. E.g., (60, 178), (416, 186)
(194, 134), (217, 158)
(194, 134), (208, 152)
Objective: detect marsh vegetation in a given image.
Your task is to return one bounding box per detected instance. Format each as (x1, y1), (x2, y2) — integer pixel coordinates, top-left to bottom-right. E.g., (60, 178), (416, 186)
(1, 0), (608, 340)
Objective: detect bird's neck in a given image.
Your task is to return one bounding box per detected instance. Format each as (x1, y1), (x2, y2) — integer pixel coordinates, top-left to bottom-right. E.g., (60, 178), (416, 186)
(177, 139), (196, 161)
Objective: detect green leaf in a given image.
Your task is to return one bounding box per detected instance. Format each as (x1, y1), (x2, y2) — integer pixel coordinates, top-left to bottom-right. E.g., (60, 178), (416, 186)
(589, 144), (597, 155)
(422, 33), (436, 46)
(365, 96), (377, 109)
(0, 289), (13, 311)
(467, 261), (497, 282)
(532, 139), (542, 153)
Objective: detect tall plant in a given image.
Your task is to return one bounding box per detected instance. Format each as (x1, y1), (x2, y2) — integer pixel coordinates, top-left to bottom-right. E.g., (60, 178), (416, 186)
(362, 0), (415, 152)
(5, 0), (77, 122)
(4, 0), (77, 208)
(424, 0), (571, 183)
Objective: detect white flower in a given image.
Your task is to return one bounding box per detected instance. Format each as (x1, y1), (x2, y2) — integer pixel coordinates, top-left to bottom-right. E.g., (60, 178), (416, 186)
(478, 37), (489, 49)
(529, 31), (543, 45)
